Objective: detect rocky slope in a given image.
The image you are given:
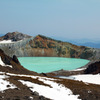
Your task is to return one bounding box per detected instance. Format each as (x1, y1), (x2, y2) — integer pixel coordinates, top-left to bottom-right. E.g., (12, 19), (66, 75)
(0, 31), (32, 41)
(0, 32), (100, 60)
(0, 49), (100, 100)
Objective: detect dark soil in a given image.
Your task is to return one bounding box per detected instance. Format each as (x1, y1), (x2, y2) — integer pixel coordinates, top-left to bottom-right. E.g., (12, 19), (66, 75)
(55, 78), (100, 100)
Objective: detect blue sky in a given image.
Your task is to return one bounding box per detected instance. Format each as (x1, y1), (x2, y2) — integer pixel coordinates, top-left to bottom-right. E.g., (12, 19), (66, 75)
(0, 0), (100, 41)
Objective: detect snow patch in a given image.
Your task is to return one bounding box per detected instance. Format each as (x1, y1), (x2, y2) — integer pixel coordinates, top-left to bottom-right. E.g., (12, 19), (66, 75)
(29, 96), (34, 99)
(0, 74), (17, 92)
(58, 76), (75, 80)
(0, 57), (12, 68)
(73, 68), (86, 71)
(70, 74), (100, 85)
(6, 73), (57, 81)
(0, 39), (24, 44)
(0, 72), (5, 74)
(0, 40), (13, 43)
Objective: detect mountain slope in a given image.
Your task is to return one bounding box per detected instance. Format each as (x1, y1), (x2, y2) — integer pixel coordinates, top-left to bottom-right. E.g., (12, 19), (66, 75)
(0, 31), (32, 41)
(0, 49), (37, 75)
(0, 32), (100, 60)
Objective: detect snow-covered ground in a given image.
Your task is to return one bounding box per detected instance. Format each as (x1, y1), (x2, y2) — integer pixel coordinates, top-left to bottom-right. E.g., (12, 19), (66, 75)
(71, 74), (100, 85)
(0, 73), (17, 92)
(59, 74), (100, 85)
(1, 70), (100, 99)
(3, 71), (100, 99)
(6, 73), (57, 81)
(19, 80), (80, 100)
(5, 72), (80, 100)
(0, 57), (12, 68)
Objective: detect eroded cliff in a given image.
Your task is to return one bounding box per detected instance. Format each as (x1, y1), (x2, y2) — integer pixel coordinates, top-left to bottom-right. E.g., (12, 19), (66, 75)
(0, 33), (100, 60)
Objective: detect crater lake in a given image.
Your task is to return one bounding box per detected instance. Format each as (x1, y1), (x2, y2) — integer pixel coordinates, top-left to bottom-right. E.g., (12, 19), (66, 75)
(18, 57), (89, 73)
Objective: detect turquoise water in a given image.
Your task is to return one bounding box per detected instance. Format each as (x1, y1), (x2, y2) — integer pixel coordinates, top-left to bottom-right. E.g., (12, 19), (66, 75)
(18, 57), (89, 73)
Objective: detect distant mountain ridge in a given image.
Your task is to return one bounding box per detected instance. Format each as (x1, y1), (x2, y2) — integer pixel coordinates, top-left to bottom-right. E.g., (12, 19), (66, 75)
(78, 42), (100, 48)
(0, 32), (100, 60)
(66, 40), (100, 48)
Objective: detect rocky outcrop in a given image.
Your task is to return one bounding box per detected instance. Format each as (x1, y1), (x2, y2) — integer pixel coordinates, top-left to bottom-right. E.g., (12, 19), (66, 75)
(0, 31), (32, 41)
(12, 55), (21, 65)
(0, 32), (100, 60)
(84, 60), (100, 74)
